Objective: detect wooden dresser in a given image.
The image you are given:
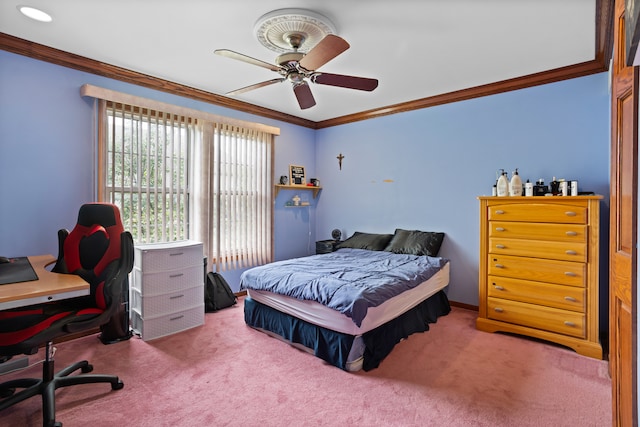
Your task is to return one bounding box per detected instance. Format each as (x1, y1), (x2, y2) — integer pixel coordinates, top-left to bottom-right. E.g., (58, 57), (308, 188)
(476, 196), (602, 359)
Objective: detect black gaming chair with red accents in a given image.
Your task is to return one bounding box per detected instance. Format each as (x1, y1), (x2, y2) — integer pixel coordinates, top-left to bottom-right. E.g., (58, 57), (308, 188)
(0, 203), (133, 427)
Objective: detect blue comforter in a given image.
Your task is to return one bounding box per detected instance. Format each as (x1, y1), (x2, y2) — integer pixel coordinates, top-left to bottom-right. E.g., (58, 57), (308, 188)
(240, 248), (449, 327)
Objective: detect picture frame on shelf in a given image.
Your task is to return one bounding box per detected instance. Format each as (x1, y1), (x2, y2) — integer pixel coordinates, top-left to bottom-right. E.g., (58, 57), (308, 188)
(289, 164), (306, 185)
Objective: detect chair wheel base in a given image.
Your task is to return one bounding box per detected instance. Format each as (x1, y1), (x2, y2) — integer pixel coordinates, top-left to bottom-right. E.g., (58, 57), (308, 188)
(0, 360), (124, 427)
(0, 387), (15, 398)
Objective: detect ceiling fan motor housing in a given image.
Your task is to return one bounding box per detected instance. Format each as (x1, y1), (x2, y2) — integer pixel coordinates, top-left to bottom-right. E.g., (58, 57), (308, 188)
(277, 52), (304, 67)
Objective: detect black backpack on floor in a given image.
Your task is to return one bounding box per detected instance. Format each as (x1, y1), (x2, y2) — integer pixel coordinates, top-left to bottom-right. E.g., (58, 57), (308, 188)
(205, 272), (237, 312)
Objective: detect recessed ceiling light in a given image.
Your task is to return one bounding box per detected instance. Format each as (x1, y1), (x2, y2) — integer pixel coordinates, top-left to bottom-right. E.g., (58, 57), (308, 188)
(18, 6), (53, 22)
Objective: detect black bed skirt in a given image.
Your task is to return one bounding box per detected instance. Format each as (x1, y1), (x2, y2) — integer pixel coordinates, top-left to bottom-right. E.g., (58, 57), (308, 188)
(244, 290), (451, 371)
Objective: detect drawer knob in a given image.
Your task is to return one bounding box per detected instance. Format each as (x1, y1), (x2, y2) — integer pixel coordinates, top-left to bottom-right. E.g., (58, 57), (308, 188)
(495, 210), (505, 215)
(564, 296), (578, 302)
(494, 307), (504, 313)
(169, 252), (185, 256)
(169, 294), (185, 300)
(565, 250), (577, 255)
(496, 244), (506, 249)
(564, 272), (577, 277)
(495, 227), (505, 232)
(564, 321), (576, 327)
(566, 231), (578, 236)
(494, 264), (505, 268)
(493, 285), (505, 291)
(169, 273), (184, 278)
(170, 315), (185, 321)
(565, 211), (577, 217)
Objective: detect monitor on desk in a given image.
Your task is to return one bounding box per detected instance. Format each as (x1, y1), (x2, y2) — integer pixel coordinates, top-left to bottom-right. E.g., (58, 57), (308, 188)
(0, 257), (38, 285)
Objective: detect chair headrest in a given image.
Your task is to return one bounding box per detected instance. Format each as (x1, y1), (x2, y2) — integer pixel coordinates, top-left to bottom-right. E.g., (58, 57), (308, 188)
(63, 203), (124, 277)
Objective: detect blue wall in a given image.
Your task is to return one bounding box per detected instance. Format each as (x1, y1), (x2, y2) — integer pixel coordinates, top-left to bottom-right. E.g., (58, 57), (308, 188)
(0, 50), (610, 306)
(0, 50), (316, 289)
(315, 74), (611, 305)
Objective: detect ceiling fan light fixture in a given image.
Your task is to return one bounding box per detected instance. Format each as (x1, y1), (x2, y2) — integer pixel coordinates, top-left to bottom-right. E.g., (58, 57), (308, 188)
(254, 8), (337, 53)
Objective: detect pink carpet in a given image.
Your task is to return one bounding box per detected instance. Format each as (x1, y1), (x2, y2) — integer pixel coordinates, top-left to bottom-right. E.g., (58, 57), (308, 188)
(1, 299), (611, 426)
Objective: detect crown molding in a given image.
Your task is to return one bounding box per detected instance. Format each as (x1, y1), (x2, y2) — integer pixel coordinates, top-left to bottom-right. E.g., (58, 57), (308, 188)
(0, 1), (613, 130)
(0, 32), (315, 129)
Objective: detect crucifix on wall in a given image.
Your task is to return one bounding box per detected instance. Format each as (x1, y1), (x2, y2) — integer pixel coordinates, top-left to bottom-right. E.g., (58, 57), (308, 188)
(337, 153), (344, 170)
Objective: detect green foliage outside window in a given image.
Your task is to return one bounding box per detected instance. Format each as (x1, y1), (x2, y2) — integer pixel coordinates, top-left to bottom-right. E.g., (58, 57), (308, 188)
(106, 109), (191, 243)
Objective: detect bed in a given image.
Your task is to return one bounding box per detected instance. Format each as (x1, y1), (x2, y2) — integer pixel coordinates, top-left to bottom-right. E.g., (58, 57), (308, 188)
(240, 228), (451, 371)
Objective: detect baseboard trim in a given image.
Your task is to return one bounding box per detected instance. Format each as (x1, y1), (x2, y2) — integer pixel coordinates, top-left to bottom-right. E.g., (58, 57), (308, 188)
(449, 300), (478, 311)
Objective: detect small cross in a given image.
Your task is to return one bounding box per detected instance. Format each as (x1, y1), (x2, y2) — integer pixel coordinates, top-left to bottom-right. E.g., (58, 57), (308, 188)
(337, 153), (344, 170)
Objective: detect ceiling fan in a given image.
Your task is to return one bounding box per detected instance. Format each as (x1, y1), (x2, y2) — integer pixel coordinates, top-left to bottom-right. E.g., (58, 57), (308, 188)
(214, 33), (378, 110)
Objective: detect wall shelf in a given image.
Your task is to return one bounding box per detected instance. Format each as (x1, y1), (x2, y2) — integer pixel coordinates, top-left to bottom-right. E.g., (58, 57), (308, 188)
(274, 184), (321, 199)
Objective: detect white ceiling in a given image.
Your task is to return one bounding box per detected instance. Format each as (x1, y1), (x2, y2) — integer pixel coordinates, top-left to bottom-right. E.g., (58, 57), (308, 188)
(0, 1), (597, 123)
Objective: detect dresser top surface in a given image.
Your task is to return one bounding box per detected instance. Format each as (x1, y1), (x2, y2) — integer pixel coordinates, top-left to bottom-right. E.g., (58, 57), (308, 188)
(478, 195), (603, 201)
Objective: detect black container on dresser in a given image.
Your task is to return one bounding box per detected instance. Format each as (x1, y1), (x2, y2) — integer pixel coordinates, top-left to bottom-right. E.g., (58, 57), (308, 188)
(315, 239), (341, 254)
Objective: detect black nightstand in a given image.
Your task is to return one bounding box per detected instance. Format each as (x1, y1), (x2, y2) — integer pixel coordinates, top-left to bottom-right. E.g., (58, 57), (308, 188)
(316, 239), (341, 254)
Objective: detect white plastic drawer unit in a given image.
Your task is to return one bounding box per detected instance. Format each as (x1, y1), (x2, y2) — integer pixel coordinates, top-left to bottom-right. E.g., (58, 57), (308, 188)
(131, 240), (205, 341)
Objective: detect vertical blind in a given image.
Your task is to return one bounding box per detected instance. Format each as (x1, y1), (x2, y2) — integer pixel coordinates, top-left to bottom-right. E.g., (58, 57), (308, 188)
(88, 84), (278, 273)
(103, 101), (192, 243)
(195, 121), (273, 272)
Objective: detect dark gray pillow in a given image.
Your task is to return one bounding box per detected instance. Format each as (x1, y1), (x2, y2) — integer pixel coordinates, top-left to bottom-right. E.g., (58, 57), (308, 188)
(336, 232), (394, 251)
(384, 229), (445, 256)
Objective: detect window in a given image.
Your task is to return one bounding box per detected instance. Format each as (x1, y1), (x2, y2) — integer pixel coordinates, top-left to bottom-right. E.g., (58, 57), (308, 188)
(102, 102), (192, 243)
(89, 84), (279, 272)
(194, 122), (274, 271)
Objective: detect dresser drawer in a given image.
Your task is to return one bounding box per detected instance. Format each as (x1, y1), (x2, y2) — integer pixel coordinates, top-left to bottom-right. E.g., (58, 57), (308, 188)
(489, 221), (587, 242)
(488, 238), (587, 262)
(487, 297), (585, 338)
(488, 254), (585, 287)
(132, 264), (203, 295)
(487, 275), (585, 312)
(489, 203), (587, 224)
(131, 303), (204, 341)
(131, 284), (203, 317)
(134, 240), (203, 272)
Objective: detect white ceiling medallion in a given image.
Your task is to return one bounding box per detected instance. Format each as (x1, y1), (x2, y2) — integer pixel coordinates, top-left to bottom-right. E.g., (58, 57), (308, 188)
(253, 8), (337, 53)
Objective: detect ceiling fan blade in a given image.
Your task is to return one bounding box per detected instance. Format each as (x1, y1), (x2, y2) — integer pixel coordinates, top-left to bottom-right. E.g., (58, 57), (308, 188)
(299, 34), (350, 71)
(312, 73), (378, 91)
(293, 83), (316, 109)
(214, 49), (281, 72)
(226, 78), (285, 96)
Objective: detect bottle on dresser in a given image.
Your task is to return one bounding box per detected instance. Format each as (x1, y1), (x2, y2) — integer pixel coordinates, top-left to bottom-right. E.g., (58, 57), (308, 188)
(496, 169), (509, 197)
(509, 168), (522, 196)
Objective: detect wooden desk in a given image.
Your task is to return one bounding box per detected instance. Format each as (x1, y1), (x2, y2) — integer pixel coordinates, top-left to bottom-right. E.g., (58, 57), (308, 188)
(0, 255), (89, 310)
